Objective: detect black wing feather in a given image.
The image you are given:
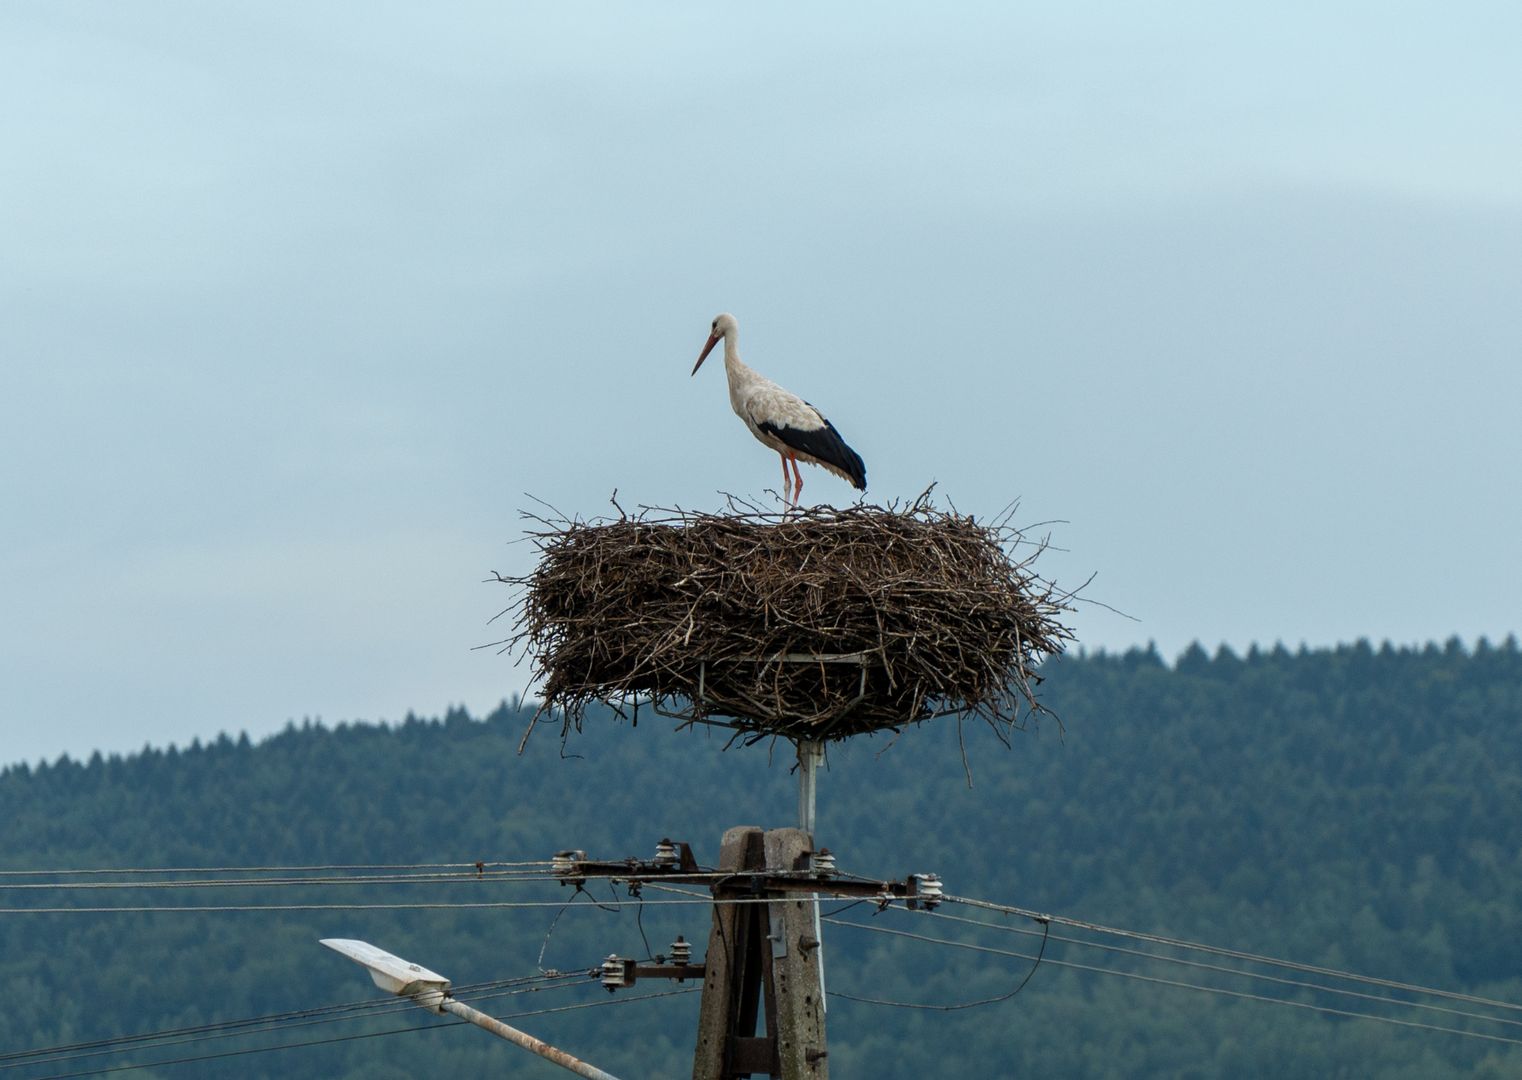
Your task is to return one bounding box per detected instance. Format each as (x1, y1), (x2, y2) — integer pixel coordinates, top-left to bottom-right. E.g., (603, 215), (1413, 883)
(757, 411), (868, 490)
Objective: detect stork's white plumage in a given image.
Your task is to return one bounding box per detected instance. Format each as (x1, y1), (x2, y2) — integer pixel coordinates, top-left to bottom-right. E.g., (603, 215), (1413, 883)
(692, 313), (867, 506)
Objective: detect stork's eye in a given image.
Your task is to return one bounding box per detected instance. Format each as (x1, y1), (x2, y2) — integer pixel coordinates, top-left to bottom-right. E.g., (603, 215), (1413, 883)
(711, 319), (718, 330)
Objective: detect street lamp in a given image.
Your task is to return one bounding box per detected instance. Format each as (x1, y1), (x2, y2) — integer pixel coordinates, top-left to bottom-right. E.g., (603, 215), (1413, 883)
(320, 938), (623, 1080)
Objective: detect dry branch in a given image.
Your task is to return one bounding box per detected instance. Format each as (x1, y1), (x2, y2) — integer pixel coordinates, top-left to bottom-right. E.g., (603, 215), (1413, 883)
(490, 494), (1076, 745)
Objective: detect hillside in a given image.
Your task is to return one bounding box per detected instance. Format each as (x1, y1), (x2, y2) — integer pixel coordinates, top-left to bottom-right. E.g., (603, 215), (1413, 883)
(2, 640), (1521, 1078)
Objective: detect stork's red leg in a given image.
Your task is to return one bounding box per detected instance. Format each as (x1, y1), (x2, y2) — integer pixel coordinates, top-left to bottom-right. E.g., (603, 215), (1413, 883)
(790, 454), (804, 503)
(778, 451), (793, 505)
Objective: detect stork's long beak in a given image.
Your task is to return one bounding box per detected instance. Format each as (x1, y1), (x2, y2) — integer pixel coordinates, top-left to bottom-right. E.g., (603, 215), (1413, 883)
(692, 333), (720, 376)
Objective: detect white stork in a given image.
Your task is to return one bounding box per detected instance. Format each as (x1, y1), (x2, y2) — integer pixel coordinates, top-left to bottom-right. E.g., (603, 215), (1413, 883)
(691, 312), (867, 506)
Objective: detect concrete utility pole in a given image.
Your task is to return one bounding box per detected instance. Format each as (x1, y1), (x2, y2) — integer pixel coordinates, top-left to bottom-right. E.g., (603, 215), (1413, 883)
(574, 826), (938, 1077)
(339, 745), (942, 1076)
(692, 826), (828, 1079)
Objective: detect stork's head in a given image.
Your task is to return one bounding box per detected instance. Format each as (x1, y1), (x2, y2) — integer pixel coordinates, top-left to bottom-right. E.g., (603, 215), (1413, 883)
(692, 312), (737, 376)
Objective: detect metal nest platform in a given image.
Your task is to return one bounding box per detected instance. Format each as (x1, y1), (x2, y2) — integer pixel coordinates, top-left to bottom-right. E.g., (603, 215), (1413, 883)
(489, 493), (1078, 746)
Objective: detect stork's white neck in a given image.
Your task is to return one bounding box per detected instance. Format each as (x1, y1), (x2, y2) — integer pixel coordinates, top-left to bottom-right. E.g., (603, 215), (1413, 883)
(716, 328), (763, 418)
(720, 331), (757, 388)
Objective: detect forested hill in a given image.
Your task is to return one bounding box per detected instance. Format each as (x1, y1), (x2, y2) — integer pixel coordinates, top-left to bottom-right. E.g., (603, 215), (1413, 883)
(3, 640), (1521, 1078)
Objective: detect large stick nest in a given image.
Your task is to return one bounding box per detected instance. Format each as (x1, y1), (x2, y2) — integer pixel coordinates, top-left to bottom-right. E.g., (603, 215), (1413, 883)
(490, 494), (1077, 744)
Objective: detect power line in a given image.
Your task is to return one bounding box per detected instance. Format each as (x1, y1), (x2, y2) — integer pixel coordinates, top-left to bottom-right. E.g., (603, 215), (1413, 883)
(0, 993), (411, 1068)
(14, 877), (1518, 1032)
(1, 973), (587, 1061)
(944, 893), (1522, 1017)
(0, 867), (740, 894)
(916, 906), (1522, 1034)
(11, 866), (1520, 1067)
(31, 1016), (447, 1079)
(0, 871), (563, 892)
(28, 986), (701, 1079)
(604, 880), (1522, 1038)
(0, 861), (552, 877)
(828, 919), (1050, 1011)
(0, 895), (774, 915)
(1, 975), (590, 1073)
(823, 917), (1522, 1048)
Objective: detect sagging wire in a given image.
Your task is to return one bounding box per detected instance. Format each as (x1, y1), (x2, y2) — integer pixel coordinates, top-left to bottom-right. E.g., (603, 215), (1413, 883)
(944, 893), (1522, 1017)
(918, 906), (1522, 1034)
(827, 917), (1050, 1011)
(1, 973), (591, 1073)
(824, 917), (1522, 1048)
(27, 986), (702, 1080)
(629, 880), (654, 961)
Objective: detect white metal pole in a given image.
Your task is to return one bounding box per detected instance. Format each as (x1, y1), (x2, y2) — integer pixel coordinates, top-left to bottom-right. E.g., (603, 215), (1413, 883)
(797, 738), (821, 836)
(440, 998), (624, 1080)
(795, 738), (828, 1014)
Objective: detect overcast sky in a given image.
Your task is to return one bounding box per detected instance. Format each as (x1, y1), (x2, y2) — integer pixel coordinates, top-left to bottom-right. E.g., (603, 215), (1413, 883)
(3, 2), (1519, 766)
